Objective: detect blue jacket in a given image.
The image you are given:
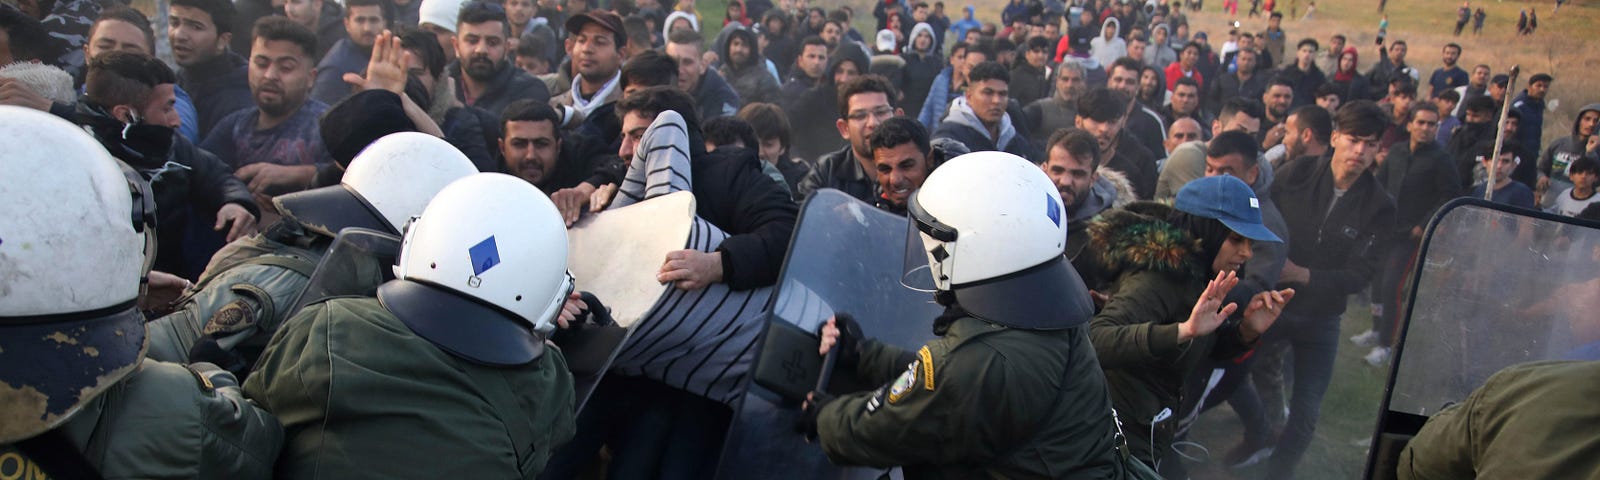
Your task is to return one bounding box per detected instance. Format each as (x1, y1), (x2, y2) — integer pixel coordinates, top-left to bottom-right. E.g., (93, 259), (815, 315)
(178, 51), (253, 141)
(918, 65), (954, 131)
(1510, 91), (1547, 186)
(311, 38), (369, 106)
(692, 69), (742, 122)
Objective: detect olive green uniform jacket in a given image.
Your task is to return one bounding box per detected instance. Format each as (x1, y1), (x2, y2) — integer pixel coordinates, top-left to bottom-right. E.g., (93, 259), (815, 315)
(244, 296), (577, 479)
(1084, 203), (1256, 465)
(1398, 361), (1600, 480)
(816, 311), (1124, 479)
(2, 360), (283, 479)
(146, 222), (327, 365)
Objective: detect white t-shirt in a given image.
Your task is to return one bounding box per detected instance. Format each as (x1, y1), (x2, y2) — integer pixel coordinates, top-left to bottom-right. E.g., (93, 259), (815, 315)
(1550, 187), (1600, 217)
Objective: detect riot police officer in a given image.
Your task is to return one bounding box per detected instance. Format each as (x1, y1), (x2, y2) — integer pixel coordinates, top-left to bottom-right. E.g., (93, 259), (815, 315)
(0, 106), (282, 478)
(144, 132), (480, 374)
(807, 151), (1126, 478)
(244, 173), (579, 478)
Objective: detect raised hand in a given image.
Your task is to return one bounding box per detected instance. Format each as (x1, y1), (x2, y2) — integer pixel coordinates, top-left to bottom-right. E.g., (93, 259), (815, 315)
(1241, 288), (1296, 341)
(1179, 270), (1240, 342)
(343, 30), (408, 94)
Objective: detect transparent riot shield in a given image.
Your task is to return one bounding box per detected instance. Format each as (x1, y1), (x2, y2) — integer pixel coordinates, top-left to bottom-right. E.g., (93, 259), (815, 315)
(714, 189), (946, 480)
(562, 191), (696, 409)
(1366, 199), (1600, 479)
(285, 227), (401, 317)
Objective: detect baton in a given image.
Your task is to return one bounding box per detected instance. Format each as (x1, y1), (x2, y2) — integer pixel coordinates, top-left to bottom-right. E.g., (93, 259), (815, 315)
(1485, 64), (1521, 200)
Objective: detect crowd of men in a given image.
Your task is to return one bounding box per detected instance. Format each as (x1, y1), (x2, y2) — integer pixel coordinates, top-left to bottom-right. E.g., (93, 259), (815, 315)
(4, 0), (1600, 477)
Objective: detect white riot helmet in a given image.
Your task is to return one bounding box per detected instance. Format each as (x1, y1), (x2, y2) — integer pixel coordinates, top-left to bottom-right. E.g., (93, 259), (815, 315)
(382, 173), (574, 366)
(0, 106), (151, 443)
(904, 151), (1094, 330)
(275, 132), (479, 237)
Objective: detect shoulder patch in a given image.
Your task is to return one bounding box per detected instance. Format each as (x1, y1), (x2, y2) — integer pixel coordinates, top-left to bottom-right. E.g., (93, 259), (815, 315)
(917, 346), (936, 391)
(887, 359), (920, 404)
(204, 299), (258, 336)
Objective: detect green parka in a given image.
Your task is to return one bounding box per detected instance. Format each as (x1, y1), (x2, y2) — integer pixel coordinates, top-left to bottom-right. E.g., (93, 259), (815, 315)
(817, 309), (1124, 479)
(244, 296), (576, 479)
(1085, 202), (1256, 465)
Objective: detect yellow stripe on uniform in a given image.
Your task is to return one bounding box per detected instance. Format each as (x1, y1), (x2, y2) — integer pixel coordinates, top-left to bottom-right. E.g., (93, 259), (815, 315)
(918, 346), (935, 391)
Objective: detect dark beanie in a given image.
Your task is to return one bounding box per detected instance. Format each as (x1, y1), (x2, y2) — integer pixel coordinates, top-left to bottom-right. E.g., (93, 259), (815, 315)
(319, 89), (419, 169)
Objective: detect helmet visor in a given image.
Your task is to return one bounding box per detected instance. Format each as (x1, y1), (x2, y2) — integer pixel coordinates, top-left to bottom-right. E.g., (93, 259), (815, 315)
(899, 190), (953, 293)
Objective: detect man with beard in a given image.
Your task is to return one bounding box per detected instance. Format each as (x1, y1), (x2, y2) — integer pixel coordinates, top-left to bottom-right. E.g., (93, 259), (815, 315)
(1206, 47), (1266, 116)
(451, 1), (550, 116)
(665, 29), (741, 122)
(78, 51), (259, 278)
(1164, 76), (1211, 139)
(796, 75), (900, 203)
(170, 0), (251, 140)
(1023, 59), (1086, 145)
(867, 116), (933, 213)
(201, 17), (333, 200)
(787, 45), (869, 162)
(310, 0), (387, 105)
(1039, 127), (1122, 272)
(1427, 43), (1468, 99)
(1273, 104), (1332, 168)
(1259, 76), (1294, 149)
(932, 61), (1040, 159)
(720, 25), (779, 105)
(1448, 64), (1490, 118)
(1077, 87), (1157, 199)
(1155, 97), (1265, 198)
(551, 10), (626, 145)
(499, 99), (623, 225)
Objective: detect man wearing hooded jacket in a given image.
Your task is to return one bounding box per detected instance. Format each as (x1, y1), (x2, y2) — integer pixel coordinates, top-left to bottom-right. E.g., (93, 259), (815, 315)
(1537, 103), (1600, 207)
(720, 25), (780, 105)
(932, 61), (1041, 160)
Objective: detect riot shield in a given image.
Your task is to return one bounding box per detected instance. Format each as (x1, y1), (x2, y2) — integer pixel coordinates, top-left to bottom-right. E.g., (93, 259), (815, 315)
(715, 189), (946, 480)
(1366, 199), (1600, 479)
(562, 191), (696, 409)
(285, 227), (401, 319)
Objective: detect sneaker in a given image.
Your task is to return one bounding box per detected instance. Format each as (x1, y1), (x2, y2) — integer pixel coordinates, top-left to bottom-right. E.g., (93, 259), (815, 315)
(1365, 346), (1391, 367)
(1350, 329), (1379, 347)
(1223, 438), (1274, 469)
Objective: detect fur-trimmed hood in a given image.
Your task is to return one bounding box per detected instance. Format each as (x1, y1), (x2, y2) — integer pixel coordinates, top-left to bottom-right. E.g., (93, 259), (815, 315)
(1087, 201), (1207, 282)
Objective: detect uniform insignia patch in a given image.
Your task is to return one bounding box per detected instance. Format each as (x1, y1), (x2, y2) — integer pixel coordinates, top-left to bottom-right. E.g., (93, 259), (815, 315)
(469, 236), (501, 276)
(204, 300), (257, 335)
(888, 359), (920, 404)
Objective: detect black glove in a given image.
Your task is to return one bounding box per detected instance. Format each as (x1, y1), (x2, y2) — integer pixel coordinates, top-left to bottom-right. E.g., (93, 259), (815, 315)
(828, 312), (866, 369)
(795, 390), (838, 440)
(188, 335), (251, 382)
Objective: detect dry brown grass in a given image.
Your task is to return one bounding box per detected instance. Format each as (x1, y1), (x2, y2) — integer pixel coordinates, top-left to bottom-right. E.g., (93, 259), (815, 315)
(811, 0), (1599, 145)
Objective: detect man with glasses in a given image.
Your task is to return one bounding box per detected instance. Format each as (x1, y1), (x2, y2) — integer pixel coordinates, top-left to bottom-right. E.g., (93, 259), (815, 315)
(796, 75), (901, 203)
(932, 61), (1041, 160)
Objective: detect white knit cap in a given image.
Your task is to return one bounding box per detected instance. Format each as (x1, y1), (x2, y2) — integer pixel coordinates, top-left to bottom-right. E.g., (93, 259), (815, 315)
(419, 0), (469, 31)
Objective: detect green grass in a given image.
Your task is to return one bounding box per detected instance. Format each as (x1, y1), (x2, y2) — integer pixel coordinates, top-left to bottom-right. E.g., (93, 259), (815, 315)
(1181, 299), (1390, 479)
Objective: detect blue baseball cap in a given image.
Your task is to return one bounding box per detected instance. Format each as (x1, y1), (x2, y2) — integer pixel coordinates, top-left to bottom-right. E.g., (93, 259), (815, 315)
(1174, 176), (1281, 243)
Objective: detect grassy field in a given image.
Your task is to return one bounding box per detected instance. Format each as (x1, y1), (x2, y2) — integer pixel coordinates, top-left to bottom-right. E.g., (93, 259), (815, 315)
(757, 0), (1599, 147)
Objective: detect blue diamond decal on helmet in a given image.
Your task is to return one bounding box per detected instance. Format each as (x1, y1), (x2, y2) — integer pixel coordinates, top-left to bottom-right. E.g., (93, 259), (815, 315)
(1045, 192), (1061, 227)
(469, 236), (500, 276)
